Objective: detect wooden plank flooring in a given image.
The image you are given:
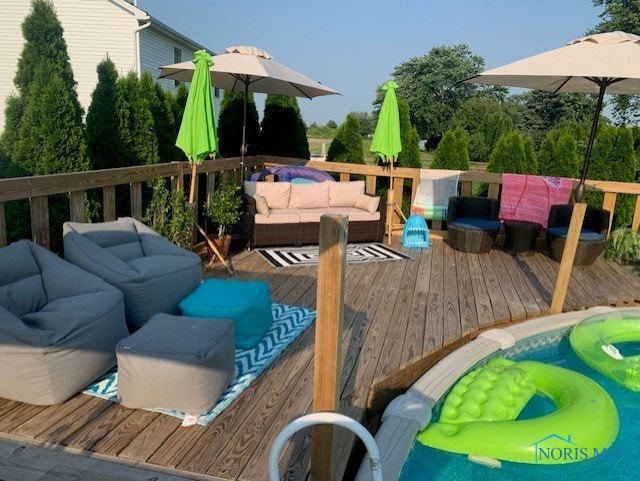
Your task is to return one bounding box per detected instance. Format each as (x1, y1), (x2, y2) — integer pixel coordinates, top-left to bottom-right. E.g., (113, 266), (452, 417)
(1, 239), (640, 481)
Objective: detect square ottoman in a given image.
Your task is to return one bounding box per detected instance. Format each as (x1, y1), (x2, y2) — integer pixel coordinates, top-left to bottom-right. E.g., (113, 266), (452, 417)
(179, 278), (273, 349)
(116, 313), (235, 416)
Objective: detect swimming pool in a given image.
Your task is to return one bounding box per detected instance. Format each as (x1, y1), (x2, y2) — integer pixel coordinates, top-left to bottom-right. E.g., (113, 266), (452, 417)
(355, 306), (640, 481)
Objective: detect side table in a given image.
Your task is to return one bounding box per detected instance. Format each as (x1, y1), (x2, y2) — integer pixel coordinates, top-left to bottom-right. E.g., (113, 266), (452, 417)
(504, 220), (542, 255)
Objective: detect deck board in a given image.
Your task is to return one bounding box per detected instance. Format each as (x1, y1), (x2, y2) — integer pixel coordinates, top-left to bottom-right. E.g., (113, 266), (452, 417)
(1, 239), (639, 481)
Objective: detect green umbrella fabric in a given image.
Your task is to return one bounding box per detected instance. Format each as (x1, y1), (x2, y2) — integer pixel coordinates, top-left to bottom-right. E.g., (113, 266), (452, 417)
(370, 80), (402, 163)
(176, 50), (218, 162)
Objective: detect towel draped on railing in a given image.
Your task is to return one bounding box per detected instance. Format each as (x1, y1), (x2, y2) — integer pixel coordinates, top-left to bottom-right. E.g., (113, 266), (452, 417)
(411, 169), (461, 221)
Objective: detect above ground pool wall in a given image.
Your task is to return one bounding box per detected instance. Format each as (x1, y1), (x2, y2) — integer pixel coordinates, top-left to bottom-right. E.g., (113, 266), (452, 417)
(355, 306), (621, 481)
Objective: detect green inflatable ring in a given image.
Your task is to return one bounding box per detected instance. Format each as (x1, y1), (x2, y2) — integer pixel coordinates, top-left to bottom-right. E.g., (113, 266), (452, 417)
(417, 358), (618, 464)
(570, 316), (640, 391)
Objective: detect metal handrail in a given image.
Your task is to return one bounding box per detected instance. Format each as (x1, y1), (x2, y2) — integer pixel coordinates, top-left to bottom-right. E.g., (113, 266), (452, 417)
(268, 412), (383, 481)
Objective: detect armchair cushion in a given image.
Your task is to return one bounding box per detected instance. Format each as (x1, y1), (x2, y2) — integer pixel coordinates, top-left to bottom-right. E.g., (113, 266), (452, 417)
(64, 217), (202, 331)
(546, 226), (605, 242)
(450, 218), (501, 231)
(0, 240), (128, 405)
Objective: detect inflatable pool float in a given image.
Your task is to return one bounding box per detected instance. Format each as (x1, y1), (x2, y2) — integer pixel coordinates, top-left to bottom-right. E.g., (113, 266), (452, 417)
(417, 358), (618, 464)
(570, 313), (640, 391)
(249, 166), (335, 183)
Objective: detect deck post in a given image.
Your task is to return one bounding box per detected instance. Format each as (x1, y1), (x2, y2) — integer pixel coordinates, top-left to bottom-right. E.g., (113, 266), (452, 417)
(311, 214), (348, 481)
(550, 202), (587, 314)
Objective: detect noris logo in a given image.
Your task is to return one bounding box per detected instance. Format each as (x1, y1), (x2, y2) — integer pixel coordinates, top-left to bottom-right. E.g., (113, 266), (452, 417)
(530, 434), (604, 462)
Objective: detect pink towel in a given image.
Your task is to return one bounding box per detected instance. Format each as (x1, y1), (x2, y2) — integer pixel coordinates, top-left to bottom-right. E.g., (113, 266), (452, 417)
(499, 174), (573, 229)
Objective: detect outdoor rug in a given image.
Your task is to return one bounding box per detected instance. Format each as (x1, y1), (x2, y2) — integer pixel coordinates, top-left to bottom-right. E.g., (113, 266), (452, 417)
(83, 303), (316, 426)
(258, 242), (410, 268)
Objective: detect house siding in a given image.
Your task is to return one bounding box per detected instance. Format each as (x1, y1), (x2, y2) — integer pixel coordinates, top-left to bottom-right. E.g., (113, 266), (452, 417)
(0, 0), (220, 132)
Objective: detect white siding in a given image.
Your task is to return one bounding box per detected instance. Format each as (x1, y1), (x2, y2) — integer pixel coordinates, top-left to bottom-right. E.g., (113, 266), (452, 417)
(0, 0), (219, 131)
(0, 0), (138, 128)
(140, 27), (221, 117)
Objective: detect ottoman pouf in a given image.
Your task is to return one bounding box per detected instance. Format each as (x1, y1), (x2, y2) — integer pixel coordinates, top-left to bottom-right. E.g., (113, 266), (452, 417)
(179, 278), (273, 349)
(116, 313), (235, 415)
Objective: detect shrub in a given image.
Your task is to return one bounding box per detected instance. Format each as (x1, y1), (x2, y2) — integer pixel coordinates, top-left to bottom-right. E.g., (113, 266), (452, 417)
(259, 94), (310, 159)
(327, 113), (364, 164)
(218, 91), (260, 158)
(397, 98), (422, 168)
(522, 135), (538, 174)
(143, 179), (193, 248)
(602, 227), (640, 265)
(487, 131), (526, 174)
(431, 127), (469, 170)
(203, 183), (243, 238)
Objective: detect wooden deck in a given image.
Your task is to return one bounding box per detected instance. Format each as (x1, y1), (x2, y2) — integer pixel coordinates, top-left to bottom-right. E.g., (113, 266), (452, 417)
(1, 239), (640, 480)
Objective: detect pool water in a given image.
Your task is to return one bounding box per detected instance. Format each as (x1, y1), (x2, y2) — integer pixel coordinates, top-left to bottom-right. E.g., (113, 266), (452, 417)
(399, 330), (640, 481)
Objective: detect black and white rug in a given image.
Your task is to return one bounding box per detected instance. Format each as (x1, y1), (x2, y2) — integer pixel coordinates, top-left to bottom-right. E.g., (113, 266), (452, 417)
(258, 243), (410, 268)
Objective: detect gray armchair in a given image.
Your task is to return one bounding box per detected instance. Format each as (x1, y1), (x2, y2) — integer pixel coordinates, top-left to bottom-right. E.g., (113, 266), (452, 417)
(63, 217), (202, 331)
(0, 240), (128, 405)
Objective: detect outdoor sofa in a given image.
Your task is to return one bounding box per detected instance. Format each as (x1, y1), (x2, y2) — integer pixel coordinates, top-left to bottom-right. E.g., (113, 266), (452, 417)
(0, 240), (128, 405)
(63, 217), (202, 332)
(243, 180), (386, 248)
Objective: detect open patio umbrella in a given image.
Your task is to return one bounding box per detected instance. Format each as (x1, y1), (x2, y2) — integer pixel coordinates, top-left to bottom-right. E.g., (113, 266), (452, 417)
(464, 31), (640, 202)
(161, 46), (339, 161)
(175, 50), (229, 272)
(370, 80), (403, 245)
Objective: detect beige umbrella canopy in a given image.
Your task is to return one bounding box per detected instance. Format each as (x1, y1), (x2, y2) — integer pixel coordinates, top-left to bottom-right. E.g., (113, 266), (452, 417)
(160, 46), (339, 159)
(465, 31), (640, 201)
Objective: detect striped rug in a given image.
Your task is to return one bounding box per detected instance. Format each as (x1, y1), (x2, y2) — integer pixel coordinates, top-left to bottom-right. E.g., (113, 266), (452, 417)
(258, 242), (410, 268)
(83, 303), (316, 426)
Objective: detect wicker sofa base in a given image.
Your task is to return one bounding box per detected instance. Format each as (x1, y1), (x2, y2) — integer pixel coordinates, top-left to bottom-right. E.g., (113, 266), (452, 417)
(546, 233), (606, 266)
(448, 224), (499, 253)
(252, 220), (384, 248)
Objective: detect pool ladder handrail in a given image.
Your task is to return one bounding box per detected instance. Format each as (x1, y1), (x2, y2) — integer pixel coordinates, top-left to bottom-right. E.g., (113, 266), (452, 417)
(268, 412), (383, 481)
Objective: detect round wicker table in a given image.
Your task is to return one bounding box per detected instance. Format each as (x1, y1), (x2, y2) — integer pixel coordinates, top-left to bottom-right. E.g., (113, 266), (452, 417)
(504, 220), (542, 255)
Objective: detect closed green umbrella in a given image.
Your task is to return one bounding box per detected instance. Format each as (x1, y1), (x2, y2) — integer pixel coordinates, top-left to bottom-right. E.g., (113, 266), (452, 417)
(176, 49), (218, 205)
(370, 80), (403, 245)
(370, 80), (402, 162)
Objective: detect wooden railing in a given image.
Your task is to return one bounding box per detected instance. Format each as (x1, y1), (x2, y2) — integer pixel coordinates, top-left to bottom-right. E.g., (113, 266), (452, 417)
(2, 155), (640, 248)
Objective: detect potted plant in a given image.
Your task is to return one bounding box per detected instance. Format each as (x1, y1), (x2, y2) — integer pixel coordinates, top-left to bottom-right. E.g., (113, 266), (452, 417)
(203, 182), (243, 263)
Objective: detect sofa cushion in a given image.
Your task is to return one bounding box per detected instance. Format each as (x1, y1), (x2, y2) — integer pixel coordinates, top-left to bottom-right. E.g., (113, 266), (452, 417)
(329, 181), (365, 207)
(298, 207), (381, 223)
(289, 181), (330, 209)
(253, 193), (271, 216)
(354, 193), (381, 214)
(244, 181), (291, 209)
(254, 210), (301, 224)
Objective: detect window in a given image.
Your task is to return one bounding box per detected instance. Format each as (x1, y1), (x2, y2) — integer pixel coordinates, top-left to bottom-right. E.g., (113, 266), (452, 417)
(173, 47), (182, 86)
(214, 87), (220, 98)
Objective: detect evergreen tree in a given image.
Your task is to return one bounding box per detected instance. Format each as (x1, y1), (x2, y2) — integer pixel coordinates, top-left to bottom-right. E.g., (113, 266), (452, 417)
(217, 91), (260, 158)
(2, 0), (87, 175)
(116, 72), (159, 166)
(487, 131), (525, 174)
(140, 72), (181, 163)
(585, 125), (615, 210)
(327, 113), (364, 164)
(86, 58), (122, 170)
(397, 99), (422, 168)
(431, 127), (470, 170)
(536, 130), (579, 178)
(522, 135), (538, 174)
(173, 83), (189, 125)
(259, 94), (310, 158)
(609, 126), (636, 227)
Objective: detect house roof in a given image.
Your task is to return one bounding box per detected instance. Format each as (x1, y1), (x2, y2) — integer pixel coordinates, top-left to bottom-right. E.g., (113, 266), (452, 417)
(110, 0), (214, 54)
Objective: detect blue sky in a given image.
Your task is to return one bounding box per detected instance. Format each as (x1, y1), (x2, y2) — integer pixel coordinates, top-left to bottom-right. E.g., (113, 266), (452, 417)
(138, 0), (604, 126)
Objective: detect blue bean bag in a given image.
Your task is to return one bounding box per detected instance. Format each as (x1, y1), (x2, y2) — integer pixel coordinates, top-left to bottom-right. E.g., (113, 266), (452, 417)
(179, 278), (273, 349)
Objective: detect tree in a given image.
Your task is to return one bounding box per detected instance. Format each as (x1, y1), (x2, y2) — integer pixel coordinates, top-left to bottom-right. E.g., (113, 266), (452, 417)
(609, 126), (637, 226)
(430, 127), (469, 170)
(217, 91), (260, 158)
(522, 135), (538, 174)
(536, 130), (579, 178)
(391, 44), (491, 140)
(2, 0), (88, 175)
(326, 120), (338, 129)
(140, 72), (181, 163)
(327, 113), (364, 164)
(116, 72), (159, 166)
(353, 111), (375, 137)
(487, 131), (526, 174)
(86, 58), (122, 170)
(259, 94), (310, 159)
(396, 99), (422, 168)
(591, 0), (640, 35)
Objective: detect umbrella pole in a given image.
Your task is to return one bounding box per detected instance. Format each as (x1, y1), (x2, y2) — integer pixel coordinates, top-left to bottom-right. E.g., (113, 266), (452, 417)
(241, 81), (249, 166)
(575, 82), (607, 203)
